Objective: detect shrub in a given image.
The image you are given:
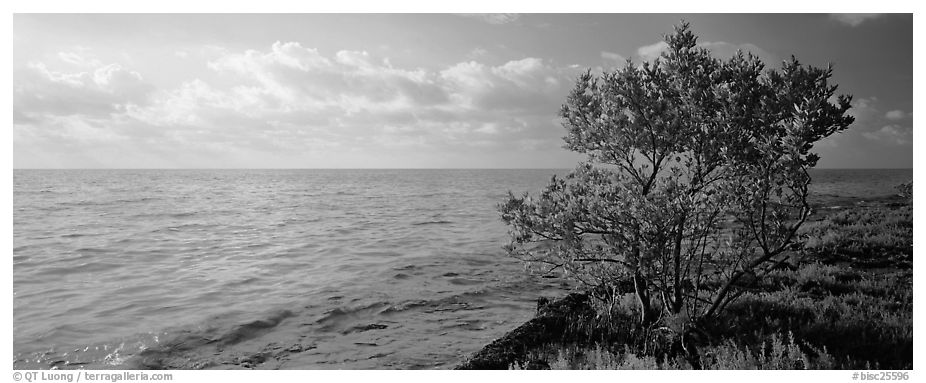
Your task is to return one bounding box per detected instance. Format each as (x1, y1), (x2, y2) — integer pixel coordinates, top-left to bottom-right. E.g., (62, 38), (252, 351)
(896, 181), (912, 200)
(499, 21), (854, 331)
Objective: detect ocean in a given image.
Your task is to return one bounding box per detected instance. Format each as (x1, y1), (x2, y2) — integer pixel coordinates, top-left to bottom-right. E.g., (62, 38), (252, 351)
(12, 168), (912, 369)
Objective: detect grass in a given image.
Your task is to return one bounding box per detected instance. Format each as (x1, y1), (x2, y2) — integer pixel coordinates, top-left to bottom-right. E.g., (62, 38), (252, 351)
(801, 204), (912, 268)
(710, 265), (912, 369)
(507, 198), (913, 370)
(511, 333), (840, 370)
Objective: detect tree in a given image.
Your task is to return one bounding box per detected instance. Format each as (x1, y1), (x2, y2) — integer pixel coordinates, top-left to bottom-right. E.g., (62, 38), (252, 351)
(499, 22), (854, 330)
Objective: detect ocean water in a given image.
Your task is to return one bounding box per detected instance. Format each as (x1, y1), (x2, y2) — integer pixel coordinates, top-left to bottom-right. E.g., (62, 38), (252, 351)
(12, 168), (911, 369)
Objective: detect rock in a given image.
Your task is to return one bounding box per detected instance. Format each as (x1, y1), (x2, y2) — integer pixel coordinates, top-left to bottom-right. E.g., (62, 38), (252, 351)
(454, 292), (595, 370)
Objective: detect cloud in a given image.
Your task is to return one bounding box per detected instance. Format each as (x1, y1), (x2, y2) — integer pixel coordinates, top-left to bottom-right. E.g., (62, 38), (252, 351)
(884, 110), (907, 120)
(863, 125), (912, 145)
(847, 97), (879, 124)
(57, 51), (102, 67)
(457, 14), (520, 25)
(31, 42), (577, 162)
(493, 57), (549, 87)
(20, 37), (908, 169)
(842, 98), (912, 146)
(125, 79), (230, 126)
(15, 39), (590, 167)
(14, 60), (154, 120)
(637, 41), (669, 62)
(830, 14), (884, 27)
(467, 47), (489, 59)
(601, 51), (627, 65)
(440, 57), (577, 114)
(203, 41), (449, 117)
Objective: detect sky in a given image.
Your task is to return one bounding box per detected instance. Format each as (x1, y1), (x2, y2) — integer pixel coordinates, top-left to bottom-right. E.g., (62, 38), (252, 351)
(12, 13), (914, 169)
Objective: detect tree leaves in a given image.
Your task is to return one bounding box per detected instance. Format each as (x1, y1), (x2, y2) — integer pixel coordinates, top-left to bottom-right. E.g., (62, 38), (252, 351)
(500, 22), (855, 325)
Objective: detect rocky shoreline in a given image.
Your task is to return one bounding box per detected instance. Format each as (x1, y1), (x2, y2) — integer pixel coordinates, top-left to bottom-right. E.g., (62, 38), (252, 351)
(454, 293), (596, 369)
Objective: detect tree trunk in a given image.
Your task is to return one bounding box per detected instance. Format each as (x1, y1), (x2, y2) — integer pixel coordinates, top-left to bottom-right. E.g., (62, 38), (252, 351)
(633, 270), (654, 324)
(672, 218), (685, 314)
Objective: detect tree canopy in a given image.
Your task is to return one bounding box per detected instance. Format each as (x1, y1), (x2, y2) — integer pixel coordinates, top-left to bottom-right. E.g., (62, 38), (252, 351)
(499, 22), (854, 327)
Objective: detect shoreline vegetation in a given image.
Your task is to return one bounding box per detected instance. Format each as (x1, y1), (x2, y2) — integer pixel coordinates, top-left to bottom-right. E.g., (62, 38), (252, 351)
(468, 22), (910, 371)
(456, 191), (912, 370)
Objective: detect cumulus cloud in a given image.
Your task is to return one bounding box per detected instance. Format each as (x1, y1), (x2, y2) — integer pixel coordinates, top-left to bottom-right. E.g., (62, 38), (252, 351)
(14, 61), (154, 120)
(110, 43), (577, 158)
(57, 51), (102, 67)
(842, 98), (912, 146)
(601, 51), (627, 65)
(205, 41), (448, 116)
(492, 58), (551, 87)
(457, 14), (520, 25)
(20, 37), (910, 169)
(884, 110), (907, 120)
(125, 79), (230, 126)
(863, 125), (912, 145)
(15, 39), (590, 167)
(830, 14), (884, 27)
(637, 41), (669, 62)
(467, 47), (489, 59)
(440, 57), (575, 114)
(847, 97), (879, 124)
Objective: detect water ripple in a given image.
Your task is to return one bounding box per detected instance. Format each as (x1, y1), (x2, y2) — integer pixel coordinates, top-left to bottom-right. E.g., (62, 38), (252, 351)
(13, 168), (911, 369)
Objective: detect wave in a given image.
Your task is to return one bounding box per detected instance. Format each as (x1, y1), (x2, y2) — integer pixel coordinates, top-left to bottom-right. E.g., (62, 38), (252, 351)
(14, 169), (585, 369)
(126, 309), (295, 369)
(411, 220), (454, 226)
(33, 261), (123, 277)
(314, 302), (391, 331)
(378, 291), (492, 316)
(61, 233), (91, 238)
(13, 272), (553, 369)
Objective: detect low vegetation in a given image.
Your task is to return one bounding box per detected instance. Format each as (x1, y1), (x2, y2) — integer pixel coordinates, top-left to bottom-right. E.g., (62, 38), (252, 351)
(802, 204), (912, 268)
(497, 197), (912, 370)
(512, 333), (838, 370)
